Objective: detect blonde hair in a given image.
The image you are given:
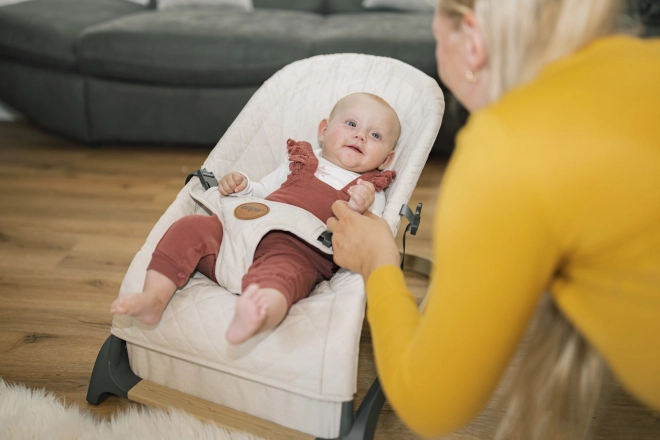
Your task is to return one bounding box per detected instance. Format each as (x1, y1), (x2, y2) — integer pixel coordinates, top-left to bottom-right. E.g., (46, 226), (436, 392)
(433, 2), (623, 436)
(438, 0), (624, 100)
(494, 295), (608, 440)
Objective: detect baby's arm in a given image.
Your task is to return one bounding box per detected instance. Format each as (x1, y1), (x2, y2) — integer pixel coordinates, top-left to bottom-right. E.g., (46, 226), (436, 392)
(347, 179), (377, 214)
(221, 161), (289, 198)
(369, 191), (387, 217)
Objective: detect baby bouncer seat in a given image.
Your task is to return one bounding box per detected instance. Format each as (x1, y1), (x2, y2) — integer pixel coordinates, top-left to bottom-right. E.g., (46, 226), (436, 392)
(87, 53), (444, 439)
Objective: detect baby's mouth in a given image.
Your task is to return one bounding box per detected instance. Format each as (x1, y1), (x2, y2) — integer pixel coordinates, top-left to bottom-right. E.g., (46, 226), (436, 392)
(346, 144), (363, 154)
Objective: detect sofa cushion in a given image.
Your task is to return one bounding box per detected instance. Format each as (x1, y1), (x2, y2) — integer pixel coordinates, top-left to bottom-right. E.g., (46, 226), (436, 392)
(253, 0), (323, 13)
(0, 0), (144, 70)
(325, 0), (366, 14)
(312, 12), (437, 78)
(362, 0), (434, 12)
(157, 0), (253, 11)
(79, 9), (323, 87)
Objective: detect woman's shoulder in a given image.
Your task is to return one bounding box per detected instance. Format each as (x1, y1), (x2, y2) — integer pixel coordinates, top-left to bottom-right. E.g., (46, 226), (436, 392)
(494, 35), (660, 118)
(462, 35), (660, 158)
(451, 35), (660, 237)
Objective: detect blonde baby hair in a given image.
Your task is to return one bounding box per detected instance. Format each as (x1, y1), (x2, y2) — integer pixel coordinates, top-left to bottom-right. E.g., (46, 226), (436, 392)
(329, 93), (402, 148)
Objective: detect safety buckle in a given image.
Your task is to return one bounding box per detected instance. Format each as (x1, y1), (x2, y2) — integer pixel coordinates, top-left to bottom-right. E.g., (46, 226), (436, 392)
(318, 231), (333, 248)
(185, 168), (219, 190)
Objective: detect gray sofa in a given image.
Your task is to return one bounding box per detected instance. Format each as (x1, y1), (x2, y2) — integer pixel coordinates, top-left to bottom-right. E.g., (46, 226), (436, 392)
(1, 0), (656, 157)
(0, 0), (466, 157)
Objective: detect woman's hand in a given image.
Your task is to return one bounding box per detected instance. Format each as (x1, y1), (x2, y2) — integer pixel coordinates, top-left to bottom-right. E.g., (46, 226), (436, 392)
(327, 200), (401, 281)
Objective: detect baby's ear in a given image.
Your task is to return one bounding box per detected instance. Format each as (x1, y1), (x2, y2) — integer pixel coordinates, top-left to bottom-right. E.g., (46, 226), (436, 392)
(378, 150), (395, 170)
(317, 119), (328, 142)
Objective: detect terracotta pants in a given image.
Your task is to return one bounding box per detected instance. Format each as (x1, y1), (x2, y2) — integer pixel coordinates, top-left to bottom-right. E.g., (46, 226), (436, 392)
(148, 214), (334, 308)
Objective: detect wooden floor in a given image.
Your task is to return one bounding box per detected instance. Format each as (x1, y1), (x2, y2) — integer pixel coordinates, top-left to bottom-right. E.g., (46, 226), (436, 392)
(0, 122), (658, 439)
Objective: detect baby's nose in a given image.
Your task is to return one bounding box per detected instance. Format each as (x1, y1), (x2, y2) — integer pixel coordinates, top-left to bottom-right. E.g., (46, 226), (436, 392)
(354, 131), (366, 141)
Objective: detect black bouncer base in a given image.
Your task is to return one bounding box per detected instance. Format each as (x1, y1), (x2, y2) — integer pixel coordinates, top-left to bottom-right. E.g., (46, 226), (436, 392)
(87, 334), (385, 440)
(86, 334), (141, 405)
(321, 379), (386, 440)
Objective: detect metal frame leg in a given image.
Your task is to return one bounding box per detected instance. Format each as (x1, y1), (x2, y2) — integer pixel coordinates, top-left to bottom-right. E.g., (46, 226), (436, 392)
(86, 334), (141, 405)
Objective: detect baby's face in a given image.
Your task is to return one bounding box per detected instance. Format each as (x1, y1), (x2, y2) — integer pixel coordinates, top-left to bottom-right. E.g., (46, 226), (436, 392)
(318, 95), (399, 173)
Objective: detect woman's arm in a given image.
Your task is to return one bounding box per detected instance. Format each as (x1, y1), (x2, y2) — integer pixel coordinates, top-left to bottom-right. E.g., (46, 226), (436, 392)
(371, 114), (563, 436)
(330, 112), (562, 436)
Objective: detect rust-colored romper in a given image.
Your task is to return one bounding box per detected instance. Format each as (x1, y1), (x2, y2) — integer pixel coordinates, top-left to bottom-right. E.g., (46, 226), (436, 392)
(148, 140), (395, 309)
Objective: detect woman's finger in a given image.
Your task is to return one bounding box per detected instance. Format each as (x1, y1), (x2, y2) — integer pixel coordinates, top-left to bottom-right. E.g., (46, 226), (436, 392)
(331, 199), (353, 220)
(327, 216), (338, 232)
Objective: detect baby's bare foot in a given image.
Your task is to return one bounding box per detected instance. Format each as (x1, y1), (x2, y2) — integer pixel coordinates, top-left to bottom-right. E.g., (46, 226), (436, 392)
(110, 293), (166, 326)
(225, 284), (268, 345)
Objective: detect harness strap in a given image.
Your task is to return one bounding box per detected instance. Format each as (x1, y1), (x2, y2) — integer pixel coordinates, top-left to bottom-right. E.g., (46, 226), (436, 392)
(318, 202), (423, 271)
(185, 169), (422, 270)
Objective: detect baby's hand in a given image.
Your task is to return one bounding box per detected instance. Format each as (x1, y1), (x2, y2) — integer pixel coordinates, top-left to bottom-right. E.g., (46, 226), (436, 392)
(219, 171), (248, 195)
(347, 179), (376, 214)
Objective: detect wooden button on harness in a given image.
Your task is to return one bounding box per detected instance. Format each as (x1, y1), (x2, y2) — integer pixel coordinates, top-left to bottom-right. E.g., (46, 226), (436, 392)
(234, 202), (270, 220)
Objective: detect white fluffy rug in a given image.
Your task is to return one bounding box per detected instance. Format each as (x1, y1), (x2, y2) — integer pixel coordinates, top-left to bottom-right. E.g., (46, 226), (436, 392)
(0, 379), (263, 440)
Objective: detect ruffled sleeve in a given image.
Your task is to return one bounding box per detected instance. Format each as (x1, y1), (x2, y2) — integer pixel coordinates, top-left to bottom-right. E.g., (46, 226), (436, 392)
(286, 139), (316, 175)
(368, 170), (396, 192)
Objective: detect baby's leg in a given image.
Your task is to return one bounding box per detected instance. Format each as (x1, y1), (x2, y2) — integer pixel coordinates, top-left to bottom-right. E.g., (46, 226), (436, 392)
(226, 232), (328, 344)
(111, 214), (223, 325)
(225, 284), (288, 345)
(110, 270), (177, 325)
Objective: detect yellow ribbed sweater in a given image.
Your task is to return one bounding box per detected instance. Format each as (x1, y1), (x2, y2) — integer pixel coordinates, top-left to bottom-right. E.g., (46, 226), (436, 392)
(366, 35), (660, 437)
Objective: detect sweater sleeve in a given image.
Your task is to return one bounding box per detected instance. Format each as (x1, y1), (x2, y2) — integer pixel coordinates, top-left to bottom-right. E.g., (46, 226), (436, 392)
(365, 112), (562, 437)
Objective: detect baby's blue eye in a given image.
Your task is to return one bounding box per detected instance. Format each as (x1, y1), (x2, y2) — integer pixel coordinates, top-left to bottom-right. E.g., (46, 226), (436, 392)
(347, 121), (356, 127)
(372, 133), (381, 139)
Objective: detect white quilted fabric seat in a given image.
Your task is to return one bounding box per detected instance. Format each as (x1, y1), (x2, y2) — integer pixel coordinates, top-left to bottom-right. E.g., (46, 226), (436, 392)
(110, 53), (444, 439)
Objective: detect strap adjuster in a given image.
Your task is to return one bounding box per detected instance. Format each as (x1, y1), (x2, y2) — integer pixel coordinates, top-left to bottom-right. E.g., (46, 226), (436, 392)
(399, 203), (422, 236)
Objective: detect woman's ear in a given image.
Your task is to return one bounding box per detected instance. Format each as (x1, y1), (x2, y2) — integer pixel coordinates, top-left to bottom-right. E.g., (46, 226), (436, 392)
(317, 119), (328, 143)
(461, 11), (487, 73)
(378, 150), (395, 170)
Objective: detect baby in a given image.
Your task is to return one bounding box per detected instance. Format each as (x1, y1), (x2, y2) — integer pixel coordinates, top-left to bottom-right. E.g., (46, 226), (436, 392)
(110, 92), (401, 345)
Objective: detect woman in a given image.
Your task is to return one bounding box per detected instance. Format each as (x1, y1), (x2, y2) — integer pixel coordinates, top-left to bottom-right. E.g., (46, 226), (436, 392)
(326, 0), (660, 439)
